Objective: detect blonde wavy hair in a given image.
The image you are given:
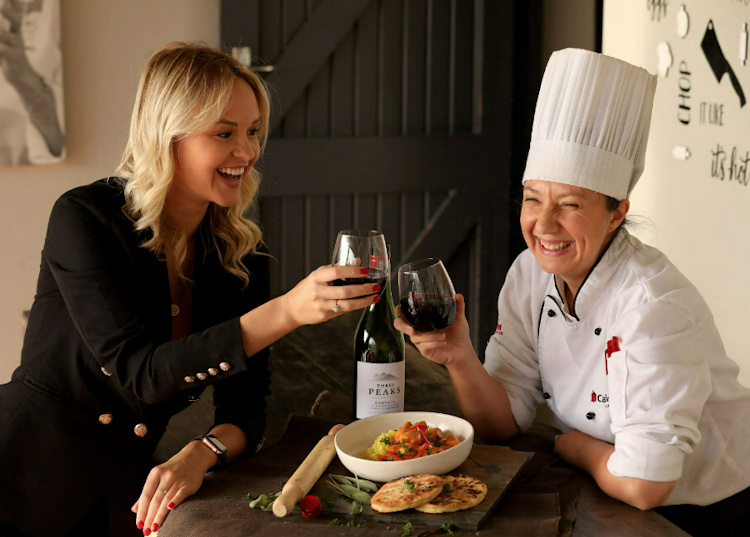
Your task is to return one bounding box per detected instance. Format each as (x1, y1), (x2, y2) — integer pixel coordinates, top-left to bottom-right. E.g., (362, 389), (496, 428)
(116, 42), (270, 286)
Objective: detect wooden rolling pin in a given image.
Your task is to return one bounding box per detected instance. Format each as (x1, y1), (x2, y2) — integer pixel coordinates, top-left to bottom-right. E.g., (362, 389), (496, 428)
(273, 423), (345, 517)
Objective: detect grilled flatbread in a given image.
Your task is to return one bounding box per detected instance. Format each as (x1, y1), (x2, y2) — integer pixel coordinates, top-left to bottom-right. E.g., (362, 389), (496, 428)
(370, 474), (444, 513)
(414, 474), (487, 513)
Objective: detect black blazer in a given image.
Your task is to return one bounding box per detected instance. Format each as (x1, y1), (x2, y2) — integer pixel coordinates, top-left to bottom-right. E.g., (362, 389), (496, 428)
(0, 179), (271, 537)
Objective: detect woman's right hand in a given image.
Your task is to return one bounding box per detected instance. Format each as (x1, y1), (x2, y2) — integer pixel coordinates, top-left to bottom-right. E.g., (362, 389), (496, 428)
(394, 293), (473, 367)
(281, 264), (380, 326)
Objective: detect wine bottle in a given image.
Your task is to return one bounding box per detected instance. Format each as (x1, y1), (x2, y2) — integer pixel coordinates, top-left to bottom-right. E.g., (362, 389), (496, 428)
(353, 248), (405, 420)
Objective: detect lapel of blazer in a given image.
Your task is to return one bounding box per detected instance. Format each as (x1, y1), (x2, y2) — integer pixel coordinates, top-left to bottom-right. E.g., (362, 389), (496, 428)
(191, 222), (242, 332)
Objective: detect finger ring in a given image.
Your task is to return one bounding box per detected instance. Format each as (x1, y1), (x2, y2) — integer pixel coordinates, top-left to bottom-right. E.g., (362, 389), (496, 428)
(156, 488), (169, 494)
(331, 301), (340, 313)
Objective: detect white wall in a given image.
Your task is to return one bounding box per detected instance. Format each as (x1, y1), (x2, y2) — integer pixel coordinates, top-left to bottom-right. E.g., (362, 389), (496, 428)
(603, 0), (750, 386)
(0, 0), (219, 383)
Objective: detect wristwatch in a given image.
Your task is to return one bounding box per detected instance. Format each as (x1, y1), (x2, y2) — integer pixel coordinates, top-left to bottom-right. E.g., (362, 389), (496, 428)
(192, 434), (228, 470)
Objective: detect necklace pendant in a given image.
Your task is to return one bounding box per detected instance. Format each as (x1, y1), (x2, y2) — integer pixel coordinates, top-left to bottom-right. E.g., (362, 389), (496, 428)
(171, 304), (180, 317)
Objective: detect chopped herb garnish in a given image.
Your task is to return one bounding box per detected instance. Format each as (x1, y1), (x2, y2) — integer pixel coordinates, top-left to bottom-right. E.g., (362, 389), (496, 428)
(403, 480), (416, 493)
(442, 522), (458, 534)
(379, 436), (391, 445)
(443, 484), (455, 494)
(247, 491), (281, 511)
(329, 518), (340, 525)
(401, 521), (414, 536)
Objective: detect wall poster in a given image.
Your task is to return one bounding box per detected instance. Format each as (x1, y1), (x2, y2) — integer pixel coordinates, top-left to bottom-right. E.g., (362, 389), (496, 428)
(604, 0), (750, 385)
(0, 0), (65, 167)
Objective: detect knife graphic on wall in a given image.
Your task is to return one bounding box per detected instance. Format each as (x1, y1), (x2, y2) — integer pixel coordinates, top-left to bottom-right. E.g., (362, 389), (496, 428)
(701, 20), (746, 108)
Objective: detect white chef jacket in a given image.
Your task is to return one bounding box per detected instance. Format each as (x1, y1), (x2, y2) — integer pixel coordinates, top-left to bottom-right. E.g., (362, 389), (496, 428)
(485, 230), (750, 506)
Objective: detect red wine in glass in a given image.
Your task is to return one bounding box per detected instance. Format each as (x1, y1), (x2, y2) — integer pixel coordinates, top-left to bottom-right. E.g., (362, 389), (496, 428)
(398, 258), (457, 333)
(399, 293), (457, 332)
(330, 268), (387, 294)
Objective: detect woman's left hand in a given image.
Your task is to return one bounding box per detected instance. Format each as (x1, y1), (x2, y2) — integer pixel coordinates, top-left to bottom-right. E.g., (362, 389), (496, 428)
(131, 444), (214, 534)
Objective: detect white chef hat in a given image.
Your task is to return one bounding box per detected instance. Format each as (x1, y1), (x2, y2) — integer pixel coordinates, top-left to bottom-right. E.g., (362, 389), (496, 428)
(522, 49), (658, 200)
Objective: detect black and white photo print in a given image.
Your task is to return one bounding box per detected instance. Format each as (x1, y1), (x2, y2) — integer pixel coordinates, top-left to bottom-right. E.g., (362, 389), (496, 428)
(0, 0), (64, 167)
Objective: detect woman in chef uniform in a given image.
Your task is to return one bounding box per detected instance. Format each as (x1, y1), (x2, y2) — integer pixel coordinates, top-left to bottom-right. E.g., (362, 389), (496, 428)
(395, 48), (750, 537)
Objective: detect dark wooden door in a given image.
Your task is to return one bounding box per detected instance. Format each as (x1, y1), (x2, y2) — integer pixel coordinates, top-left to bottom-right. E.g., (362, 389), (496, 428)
(221, 0), (542, 349)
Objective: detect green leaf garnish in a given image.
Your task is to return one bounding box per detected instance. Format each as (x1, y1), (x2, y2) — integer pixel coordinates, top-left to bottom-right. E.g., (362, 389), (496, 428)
(349, 500), (363, 515)
(441, 522), (458, 534)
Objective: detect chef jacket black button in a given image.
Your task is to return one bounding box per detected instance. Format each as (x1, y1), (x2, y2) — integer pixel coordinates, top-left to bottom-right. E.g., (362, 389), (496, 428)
(586, 412), (595, 420)
(595, 328), (602, 335)
(543, 392), (551, 399)
(547, 310), (556, 317)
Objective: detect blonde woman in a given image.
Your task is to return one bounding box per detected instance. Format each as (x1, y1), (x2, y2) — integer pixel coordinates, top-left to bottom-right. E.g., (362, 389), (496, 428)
(0, 43), (379, 537)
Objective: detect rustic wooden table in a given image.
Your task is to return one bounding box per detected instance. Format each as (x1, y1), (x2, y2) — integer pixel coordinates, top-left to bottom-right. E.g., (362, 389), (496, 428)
(155, 310), (689, 536)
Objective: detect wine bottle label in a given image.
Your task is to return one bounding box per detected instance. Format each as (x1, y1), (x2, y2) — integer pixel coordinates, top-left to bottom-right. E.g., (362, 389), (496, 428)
(356, 361), (405, 419)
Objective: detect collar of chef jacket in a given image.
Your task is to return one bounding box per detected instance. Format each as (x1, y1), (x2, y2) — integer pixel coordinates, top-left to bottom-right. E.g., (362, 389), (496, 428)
(551, 229), (632, 321)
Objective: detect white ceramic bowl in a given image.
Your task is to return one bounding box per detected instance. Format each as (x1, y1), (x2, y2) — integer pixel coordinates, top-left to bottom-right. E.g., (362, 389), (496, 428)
(334, 411), (474, 483)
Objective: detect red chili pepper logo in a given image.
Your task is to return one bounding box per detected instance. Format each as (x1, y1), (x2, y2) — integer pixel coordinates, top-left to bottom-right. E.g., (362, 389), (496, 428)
(591, 391), (597, 402)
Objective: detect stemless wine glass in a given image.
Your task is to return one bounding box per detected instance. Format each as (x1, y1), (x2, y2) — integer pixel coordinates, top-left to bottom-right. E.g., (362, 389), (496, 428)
(398, 258), (457, 333)
(330, 230), (389, 292)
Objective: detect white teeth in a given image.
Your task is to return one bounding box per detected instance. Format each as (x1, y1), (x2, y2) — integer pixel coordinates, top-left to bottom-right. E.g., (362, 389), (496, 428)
(217, 167), (245, 176)
(540, 240), (572, 251)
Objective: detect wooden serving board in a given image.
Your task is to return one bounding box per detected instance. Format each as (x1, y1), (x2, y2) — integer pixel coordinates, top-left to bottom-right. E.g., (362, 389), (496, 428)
(306, 444), (533, 532)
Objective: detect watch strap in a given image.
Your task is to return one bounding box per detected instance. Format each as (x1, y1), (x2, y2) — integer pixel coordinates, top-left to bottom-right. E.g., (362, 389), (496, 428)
(192, 434), (228, 470)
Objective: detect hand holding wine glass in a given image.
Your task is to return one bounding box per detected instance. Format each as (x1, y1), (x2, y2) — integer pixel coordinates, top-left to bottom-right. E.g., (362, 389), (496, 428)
(281, 264), (380, 326)
(395, 293), (472, 366)
(281, 231), (387, 326)
(394, 259), (471, 367)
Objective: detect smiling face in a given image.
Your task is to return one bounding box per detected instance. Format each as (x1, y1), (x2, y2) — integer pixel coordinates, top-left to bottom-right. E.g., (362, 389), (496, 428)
(169, 78), (261, 216)
(520, 180), (629, 294)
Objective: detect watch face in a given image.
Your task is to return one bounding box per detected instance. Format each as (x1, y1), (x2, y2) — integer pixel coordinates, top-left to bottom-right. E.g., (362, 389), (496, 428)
(207, 435), (228, 452)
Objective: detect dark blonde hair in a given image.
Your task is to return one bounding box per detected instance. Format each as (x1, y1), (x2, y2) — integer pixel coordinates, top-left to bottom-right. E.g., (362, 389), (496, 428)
(116, 42), (270, 285)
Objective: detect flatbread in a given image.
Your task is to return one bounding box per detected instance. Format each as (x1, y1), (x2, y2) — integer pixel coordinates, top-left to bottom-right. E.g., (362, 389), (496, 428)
(370, 474), (444, 513)
(414, 474), (488, 513)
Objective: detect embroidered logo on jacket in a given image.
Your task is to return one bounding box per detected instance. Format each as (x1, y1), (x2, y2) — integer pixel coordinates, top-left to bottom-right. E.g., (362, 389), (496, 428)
(495, 322), (503, 335)
(591, 390), (609, 404)
(604, 336), (621, 374)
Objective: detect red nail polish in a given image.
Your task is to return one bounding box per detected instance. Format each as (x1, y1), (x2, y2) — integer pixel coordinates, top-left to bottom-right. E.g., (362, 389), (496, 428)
(373, 295), (381, 303)
(168, 502), (175, 509)
(152, 523), (159, 531)
(137, 521), (144, 529)
(360, 268), (369, 274)
(144, 529), (151, 536)
(372, 284), (381, 292)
